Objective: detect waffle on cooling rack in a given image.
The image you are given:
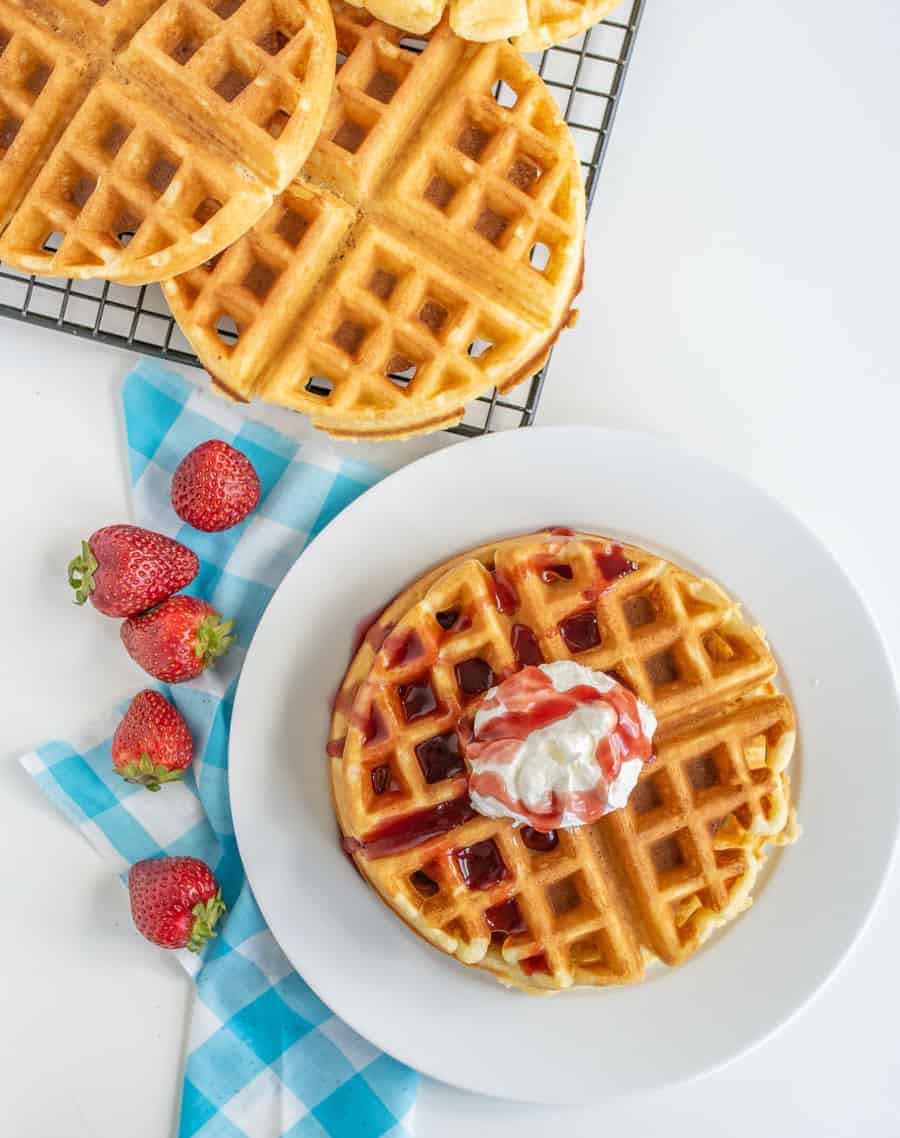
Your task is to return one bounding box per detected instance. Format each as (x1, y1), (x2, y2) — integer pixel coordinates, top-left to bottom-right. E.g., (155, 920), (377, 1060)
(0, 0), (334, 282)
(330, 531), (798, 991)
(344, 0), (623, 50)
(163, 1), (585, 439)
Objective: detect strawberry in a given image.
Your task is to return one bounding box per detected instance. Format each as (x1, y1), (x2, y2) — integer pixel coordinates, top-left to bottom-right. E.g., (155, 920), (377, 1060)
(112, 690), (193, 791)
(171, 439), (261, 533)
(121, 595), (235, 683)
(68, 524), (199, 617)
(128, 857), (225, 952)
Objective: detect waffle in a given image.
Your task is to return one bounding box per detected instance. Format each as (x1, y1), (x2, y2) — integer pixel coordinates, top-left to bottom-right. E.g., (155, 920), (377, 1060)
(163, 2), (585, 440)
(0, 0), (335, 283)
(330, 531), (799, 991)
(344, 0), (623, 50)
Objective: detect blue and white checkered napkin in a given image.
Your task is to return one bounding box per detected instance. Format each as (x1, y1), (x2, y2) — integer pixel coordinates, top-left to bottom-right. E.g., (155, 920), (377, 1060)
(19, 360), (418, 1138)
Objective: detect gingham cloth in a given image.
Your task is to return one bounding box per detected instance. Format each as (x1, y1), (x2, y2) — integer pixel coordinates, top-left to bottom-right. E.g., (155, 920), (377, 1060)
(19, 360), (418, 1138)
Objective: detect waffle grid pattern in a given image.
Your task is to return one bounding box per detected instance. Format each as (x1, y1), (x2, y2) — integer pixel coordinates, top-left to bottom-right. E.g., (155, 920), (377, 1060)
(161, 4), (586, 439)
(340, 552), (649, 987)
(0, 0), (334, 282)
(607, 690), (794, 965)
(331, 532), (797, 990)
(0, 0), (645, 436)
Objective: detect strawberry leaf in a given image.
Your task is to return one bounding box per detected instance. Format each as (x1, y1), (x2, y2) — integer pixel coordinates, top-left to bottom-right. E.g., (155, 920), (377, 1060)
(187, 890), (227, 953)
(67, 541), (98, 606)
(194, 615), (236, 667)
(116, 754), (186, 792)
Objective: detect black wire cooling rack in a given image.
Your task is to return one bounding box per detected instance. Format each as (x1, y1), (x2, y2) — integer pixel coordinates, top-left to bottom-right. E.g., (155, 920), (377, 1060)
(0, 1), (644, 437)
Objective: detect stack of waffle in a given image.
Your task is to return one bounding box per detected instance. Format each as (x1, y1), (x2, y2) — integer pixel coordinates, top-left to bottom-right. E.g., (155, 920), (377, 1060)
(0, 0), (639, 437)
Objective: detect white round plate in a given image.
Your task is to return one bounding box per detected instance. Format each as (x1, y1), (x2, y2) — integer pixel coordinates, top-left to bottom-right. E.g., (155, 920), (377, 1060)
(230, 427), (900, 1103)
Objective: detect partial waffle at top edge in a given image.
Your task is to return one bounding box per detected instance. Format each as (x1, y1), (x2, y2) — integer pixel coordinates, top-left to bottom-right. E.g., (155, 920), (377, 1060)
(162, 4), (585, 440)
(330, 531), (797, 991)
(342, 0), (624, 50)
(118, 0), (337, 189)
(0, 0), (335, 282)
(514, 0), (623, 50)
(0, 73), (277, 284)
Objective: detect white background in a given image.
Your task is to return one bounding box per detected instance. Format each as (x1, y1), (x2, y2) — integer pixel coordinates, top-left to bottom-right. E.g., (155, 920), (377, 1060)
(1, 0), (898, 1134)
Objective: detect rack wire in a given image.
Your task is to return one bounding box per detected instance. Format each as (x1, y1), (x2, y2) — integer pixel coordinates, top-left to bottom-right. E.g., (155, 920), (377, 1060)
(0, 0), (644, 436)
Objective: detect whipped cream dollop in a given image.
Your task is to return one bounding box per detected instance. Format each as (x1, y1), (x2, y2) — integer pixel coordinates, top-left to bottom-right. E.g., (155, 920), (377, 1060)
(465, 661), (657, 831)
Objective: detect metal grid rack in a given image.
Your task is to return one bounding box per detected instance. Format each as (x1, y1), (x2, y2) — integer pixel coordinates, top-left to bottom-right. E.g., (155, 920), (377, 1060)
(0, 1), (644, 437)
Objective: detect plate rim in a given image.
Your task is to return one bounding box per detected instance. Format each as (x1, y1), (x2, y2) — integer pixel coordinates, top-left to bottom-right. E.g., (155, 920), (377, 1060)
(229, 424), (900, 1103)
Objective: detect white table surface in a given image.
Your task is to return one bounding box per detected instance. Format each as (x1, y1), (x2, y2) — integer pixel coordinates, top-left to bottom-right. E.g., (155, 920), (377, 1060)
(2, 1), (899, 1133)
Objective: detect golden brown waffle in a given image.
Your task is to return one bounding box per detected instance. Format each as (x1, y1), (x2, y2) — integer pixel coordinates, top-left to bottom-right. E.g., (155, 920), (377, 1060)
(330, 531), (798, 991)
(604, 689), (796, 968)
(329, 538), (505, 737)
(343, 0), (622, 50)
(0, 0), (335, 283)
(163, 2), (585, 440)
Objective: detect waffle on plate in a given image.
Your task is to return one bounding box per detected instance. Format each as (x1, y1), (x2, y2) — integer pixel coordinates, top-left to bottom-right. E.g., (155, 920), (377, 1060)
(330, 531), (798, 992)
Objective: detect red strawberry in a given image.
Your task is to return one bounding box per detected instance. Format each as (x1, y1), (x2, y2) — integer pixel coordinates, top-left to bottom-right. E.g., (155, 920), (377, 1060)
(68, 524), (199, 617)
(171, 440), (261, 532)
(112, 690), (193, 791)
(128, 857), (225, 952)
(121, 595), (235, 683)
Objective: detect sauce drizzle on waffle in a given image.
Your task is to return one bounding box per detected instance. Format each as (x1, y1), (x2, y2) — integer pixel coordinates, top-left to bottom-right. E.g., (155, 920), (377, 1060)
(329, 531), (799, 991)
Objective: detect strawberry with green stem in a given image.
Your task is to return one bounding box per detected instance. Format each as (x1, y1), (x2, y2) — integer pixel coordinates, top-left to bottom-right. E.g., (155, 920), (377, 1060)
(128, 857), (226, 952)
(112, 690), (193, 791)
(68, 525), (198, 617)
(121, 595), (235, 683)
